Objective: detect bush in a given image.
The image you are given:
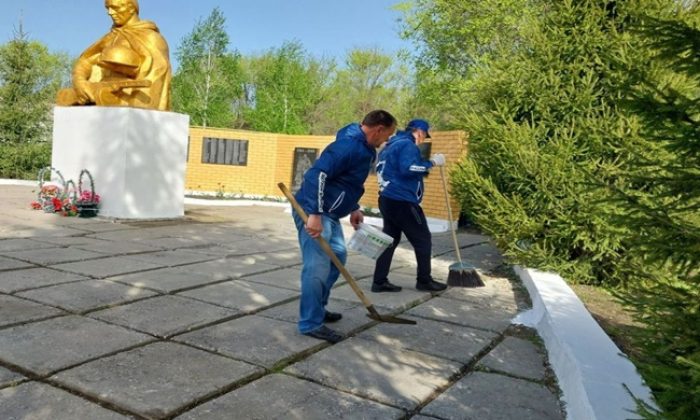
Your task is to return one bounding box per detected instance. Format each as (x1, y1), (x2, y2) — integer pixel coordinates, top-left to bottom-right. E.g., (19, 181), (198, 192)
(404, 0), (700, 416)
(0, 142), (52, 180)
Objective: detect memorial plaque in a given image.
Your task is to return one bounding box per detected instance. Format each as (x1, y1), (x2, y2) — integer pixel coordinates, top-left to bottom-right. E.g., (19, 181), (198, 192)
(291, 148), (318, 193)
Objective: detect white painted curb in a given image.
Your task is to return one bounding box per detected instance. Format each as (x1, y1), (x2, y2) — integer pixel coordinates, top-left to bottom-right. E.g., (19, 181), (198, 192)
(184, 197), (289, 208)
(0, 179), (36, 186)
(512, 266), (656, 420)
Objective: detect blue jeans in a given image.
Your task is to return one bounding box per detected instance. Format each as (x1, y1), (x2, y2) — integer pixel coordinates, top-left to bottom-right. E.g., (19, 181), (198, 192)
(293, 211), (347, 333)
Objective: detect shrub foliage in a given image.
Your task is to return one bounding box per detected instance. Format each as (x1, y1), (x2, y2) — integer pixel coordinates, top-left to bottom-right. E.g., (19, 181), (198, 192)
(404, 0), (700, 417)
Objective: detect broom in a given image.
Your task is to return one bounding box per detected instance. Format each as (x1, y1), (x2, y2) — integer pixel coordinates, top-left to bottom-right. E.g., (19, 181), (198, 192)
(439, 165), (485, 287)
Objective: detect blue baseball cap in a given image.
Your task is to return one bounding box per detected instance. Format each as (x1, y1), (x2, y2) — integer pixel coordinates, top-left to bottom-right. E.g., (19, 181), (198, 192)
(406, 119), (431, 138)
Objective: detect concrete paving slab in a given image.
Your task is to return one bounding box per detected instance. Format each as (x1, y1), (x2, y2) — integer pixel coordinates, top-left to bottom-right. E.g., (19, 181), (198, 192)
(30, 236), (108, 247)
(179, 373), (404, 420)
(358, 315), (497, 365)
(1, 247), (107, 266)
(16, 280), (157, 313)
(0, 267), (88, 293)
(0, 223), (88, 239)
(178, 279), (298, 313)
(420, 371), (563, 420)
(408, 297), (517, 333)
(285, 336), (462, 410)
(177, 256), (279, 281)
(330, 273), (430, 312)
(109, 267), (225, 293)
(343, 256), (379, 279)
(431, 231), (490, 255)
(120, 222), (249, 241)
(0, 382), (129, 420)
(441, 275), (519, 310)
(257, 298), (371, 335)
(393, 261), (451, 282)
(70, 222), (139, 233)
(239, 267), (301, 291)
(188, 244), (301, 267)
(188, 239), (296, 257)
(246, 250), (301, 268)
(131, 236), (217, 250)
(479, 336), (548, 381)
(439, 243), (505, 273)
(0, 238), (56, 252)
(0, 256), (35, 271)
(85, 228), (172, 242)
(0, 315), (151, 376)
(52, 342), (263, 419)
(0, 366), (25, 388)
(175, 315), (322, 369)
(50, 256), (165, 278)
(73, 239), (163, 255)
(90, 295), (238, 338)
(0, 294), (65, 328)
(123, 249), (218, 267)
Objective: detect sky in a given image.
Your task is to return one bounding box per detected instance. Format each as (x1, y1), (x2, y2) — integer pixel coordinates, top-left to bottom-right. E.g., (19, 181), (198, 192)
(0, 0), (414, 69)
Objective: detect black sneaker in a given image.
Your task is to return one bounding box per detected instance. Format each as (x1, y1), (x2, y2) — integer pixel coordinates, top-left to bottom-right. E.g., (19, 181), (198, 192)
(324, 311), (342, 323)
(416, 280), (447, 292)
(303, 326), (344, 343)
(371, 281), (403, 293)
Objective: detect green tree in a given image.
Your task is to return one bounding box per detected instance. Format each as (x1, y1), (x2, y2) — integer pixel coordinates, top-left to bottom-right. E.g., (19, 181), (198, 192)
(403, 0), (699, 416)
(0, 25), (68, 144)
(409, 0), (651, 285)
(310, 48), (412, 134)
(398, 0), (532, 128)
(243, 41), (327, 134)
(608, 7), (700, 418)
(171, 7), (243, 128)
(0, 24), (69, 179)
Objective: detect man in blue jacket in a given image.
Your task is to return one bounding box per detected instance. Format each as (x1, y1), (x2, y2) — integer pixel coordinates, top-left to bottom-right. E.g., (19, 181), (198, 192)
(293, 110), (397, 343)
(372, 119), (448, 293)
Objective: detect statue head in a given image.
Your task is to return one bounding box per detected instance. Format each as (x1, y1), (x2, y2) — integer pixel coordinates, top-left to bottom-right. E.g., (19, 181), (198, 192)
(105, 0), (139, 27)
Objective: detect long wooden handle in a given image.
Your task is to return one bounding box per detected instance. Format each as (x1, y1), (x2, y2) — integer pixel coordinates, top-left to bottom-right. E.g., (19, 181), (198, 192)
(278, 183), (380, 314)
(439, 166), (463, 264)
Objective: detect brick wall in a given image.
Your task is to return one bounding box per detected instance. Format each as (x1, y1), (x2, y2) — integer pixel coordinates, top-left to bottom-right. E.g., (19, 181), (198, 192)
(186, 127), (468, 221)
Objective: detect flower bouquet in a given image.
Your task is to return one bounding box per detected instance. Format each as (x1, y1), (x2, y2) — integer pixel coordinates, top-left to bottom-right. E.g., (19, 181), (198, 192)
(59, 180), (79, 217)
(76, 169), (100, 218)
(31, 167), (67, 213)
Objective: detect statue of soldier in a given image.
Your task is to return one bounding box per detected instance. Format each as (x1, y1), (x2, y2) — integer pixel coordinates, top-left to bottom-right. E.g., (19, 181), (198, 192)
(56, 0), (172, 111)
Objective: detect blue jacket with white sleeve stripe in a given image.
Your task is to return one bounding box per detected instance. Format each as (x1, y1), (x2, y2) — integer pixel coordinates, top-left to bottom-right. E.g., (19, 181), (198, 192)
(294, 123), (376, 219)
(376, 130), (434, 204)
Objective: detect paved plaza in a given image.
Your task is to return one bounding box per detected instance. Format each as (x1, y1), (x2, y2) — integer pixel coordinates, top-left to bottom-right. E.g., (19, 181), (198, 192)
(0, 184), (564, 419)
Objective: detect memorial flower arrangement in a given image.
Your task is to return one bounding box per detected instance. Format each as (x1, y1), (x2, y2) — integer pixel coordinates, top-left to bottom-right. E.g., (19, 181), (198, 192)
(31, 167), (68, 213)
(75, 169), (100, 217)
(30, 167), (99, 217)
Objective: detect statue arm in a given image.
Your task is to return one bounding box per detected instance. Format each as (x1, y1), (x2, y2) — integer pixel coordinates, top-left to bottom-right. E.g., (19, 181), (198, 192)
(72, 36), (110, 103)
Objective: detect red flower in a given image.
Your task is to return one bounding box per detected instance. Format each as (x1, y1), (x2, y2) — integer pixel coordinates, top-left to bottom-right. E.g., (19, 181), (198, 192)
(30, 201), (42, 210)
(51, 197), (63, 212)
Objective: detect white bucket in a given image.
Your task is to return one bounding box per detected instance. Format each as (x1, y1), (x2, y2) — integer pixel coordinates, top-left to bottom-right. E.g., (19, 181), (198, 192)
(347, 223), (393, 259)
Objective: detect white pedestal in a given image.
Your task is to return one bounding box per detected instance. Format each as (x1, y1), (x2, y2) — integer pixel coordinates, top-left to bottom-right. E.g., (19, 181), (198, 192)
(52, 107), (189, 219)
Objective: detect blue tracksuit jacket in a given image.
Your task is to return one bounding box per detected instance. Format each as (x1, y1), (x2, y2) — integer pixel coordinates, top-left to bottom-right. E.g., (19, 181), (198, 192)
(376, 130), (434, 204)
(295, 123), (376, 219)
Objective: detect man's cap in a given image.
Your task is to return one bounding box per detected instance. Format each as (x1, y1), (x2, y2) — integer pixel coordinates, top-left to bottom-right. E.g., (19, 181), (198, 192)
(406, 119), (431, 138)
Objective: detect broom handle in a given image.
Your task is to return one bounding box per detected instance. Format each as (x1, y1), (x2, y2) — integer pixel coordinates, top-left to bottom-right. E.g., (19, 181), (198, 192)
(278, 183), (381, 317)
(439, 166), (463, 264)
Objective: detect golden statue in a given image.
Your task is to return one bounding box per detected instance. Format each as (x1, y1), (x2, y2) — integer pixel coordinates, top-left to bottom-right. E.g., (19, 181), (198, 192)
(56, 0), (172, 111)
